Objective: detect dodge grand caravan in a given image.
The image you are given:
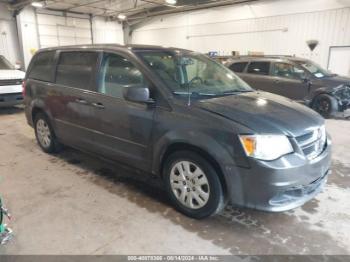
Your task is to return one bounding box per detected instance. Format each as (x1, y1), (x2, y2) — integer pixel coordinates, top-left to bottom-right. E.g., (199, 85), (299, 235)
(24, 45), (331, 219)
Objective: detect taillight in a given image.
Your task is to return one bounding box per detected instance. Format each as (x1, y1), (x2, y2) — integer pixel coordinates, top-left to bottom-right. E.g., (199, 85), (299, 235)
(22, 80), (26, 97)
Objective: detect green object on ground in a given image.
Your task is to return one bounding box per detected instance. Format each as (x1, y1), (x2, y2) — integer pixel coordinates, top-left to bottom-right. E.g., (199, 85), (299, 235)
(0, 197), (4, 233)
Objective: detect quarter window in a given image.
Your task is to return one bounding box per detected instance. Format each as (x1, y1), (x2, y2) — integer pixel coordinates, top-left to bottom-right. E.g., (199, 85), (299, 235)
(272, 62), (306, 80)
(56, 52), (98, 90)
(247, 62), (270, 75)
(98, 53), (144, 99)
(28, 51), (56, 82)
(229, 62), (248, 73)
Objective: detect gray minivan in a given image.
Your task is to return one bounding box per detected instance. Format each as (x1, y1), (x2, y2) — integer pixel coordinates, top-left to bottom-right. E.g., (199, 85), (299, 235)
(24, 45), (331, 219)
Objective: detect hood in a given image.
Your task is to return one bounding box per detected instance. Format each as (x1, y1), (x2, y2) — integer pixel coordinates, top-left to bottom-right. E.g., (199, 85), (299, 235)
(196, 91), (324, 137)
(0, 70), (25, 80)
(314, 75), (350, 89)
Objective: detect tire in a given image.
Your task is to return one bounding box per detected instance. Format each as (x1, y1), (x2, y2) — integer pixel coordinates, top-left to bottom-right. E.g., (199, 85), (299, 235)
(163, 150), (225, 219)
(312, 94), (338, 118)
(34, 112), (62, 153)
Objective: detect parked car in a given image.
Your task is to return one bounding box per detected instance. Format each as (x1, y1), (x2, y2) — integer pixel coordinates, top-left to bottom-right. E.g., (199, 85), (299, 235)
(227, 56), (350, 118)
(0, 55), (25, 107)
(24, 45), (331, 218)
(211, 55), (234, 65)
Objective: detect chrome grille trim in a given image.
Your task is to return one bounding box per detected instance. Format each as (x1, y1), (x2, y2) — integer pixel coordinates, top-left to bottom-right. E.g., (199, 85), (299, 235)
(0, 79), (23, 86)
(296, 126), (327, 160)
(296, 131), (318, 147)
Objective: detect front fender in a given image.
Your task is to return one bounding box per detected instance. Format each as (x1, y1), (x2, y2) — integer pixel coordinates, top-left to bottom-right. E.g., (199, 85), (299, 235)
(152, 130), (234, 176)
(311, 86), (333, 98)
(152, 129), (248, 204)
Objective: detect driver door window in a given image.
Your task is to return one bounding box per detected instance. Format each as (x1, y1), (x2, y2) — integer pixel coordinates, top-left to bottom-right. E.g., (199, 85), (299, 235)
(98, 53), (145, 99)
(272, 63), (306, 80)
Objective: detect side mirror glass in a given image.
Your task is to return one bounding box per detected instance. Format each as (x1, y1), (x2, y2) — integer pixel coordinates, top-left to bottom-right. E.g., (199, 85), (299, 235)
(300, 73), (310, 83)
(123, 85), (154, 104)
(301, 77), (308, 83)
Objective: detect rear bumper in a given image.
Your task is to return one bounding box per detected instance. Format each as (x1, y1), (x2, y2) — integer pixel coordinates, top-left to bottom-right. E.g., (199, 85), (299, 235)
(0, 92), (23, 107)
(227, 137), (332, 212)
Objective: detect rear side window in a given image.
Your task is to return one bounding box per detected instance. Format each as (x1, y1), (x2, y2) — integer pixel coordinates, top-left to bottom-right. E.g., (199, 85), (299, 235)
(28, 51), (56, 82)
(56, 52), (98, 90)
(247, 62), (270, 75)
(229, 62), (248, 73)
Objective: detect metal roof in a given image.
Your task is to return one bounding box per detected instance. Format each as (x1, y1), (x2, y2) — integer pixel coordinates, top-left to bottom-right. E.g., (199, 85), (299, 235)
(4, 0), (258, 22)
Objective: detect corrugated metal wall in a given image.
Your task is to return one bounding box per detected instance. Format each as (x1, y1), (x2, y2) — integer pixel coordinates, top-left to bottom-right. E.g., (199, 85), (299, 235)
(132, 7), (350, 68)
(0, 3), (22, 65)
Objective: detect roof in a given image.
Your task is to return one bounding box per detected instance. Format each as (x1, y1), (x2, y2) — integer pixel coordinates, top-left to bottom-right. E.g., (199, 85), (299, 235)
(7, 0), (260, 22)
(229, 55), (309, 63)
(37, 44), (192, 53)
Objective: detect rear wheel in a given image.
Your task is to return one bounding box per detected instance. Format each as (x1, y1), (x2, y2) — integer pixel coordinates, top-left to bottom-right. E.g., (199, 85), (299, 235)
(34, 113), (62, 153)
(312, 94), (338, 118)
(163, 151), (225, 219)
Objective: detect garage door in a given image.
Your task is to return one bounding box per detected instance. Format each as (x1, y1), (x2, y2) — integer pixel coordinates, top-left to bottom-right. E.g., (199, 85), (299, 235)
(328, 46), (350, 77)
(36, 11), (92, 48)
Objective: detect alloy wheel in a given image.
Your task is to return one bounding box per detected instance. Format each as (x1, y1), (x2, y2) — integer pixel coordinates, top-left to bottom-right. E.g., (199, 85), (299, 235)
(317, 99), (330, 115)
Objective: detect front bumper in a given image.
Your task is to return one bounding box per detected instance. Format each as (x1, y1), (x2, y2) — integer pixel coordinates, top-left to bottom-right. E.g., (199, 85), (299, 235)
(0, 92), (23, 107)
(227, 136), (332, 212)
(339, 100), (350, 111)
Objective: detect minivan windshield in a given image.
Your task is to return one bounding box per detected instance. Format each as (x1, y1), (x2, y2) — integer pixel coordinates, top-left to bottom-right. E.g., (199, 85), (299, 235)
(138, 51), (253, 98)
(0, 55), (14, 70)
(295, 60), (334, 78)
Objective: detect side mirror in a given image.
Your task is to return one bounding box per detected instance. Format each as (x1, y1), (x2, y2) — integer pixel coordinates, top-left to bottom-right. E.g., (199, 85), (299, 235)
(123, 85), (154, 104)
(14, 64), (21, 70)
(301, 75), (312, 85)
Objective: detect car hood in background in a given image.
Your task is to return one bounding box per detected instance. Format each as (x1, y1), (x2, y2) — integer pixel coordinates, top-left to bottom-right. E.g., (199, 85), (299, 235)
(314, 75), (350, 89)
(196, 91), (324, 137)
(0, 70), (25, 80)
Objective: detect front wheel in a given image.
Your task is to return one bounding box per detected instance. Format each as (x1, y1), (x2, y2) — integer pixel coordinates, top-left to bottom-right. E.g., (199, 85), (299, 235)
(312, 94), (338, 118)
(163, 151), (225, 219)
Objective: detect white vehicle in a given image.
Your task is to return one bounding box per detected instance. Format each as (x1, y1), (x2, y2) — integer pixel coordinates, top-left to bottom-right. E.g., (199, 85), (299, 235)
(0, 55), (25, 107)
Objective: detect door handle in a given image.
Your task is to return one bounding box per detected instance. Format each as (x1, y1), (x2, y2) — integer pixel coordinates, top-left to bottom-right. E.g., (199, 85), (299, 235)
(274, 79), (280, 83)
(76, 98), (88, 104)
(92, 102), (105, 109)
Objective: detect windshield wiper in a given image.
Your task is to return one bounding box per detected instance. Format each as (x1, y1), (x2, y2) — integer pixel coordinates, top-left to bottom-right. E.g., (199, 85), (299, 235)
(221, 90), (253, 95)
(173, 91), (216, 96)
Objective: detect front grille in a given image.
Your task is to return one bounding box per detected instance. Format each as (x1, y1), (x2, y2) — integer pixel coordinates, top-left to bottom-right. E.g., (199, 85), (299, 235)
(0, 79), (23, 86)
(296, 127), (327, 160)
(0, 92), (23, 102)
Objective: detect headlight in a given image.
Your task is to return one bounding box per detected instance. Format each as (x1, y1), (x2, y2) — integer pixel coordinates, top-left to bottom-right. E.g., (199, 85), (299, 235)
(239, 135), (294, 161)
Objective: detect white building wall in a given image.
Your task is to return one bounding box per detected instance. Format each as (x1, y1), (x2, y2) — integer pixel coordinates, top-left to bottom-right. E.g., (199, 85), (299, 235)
(16, 7), (39, 69)
(131, 0), (350, 68)
(92, 17), (124, 44)
(0, 3), (22, 66)
(16, 7), (125, 69)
